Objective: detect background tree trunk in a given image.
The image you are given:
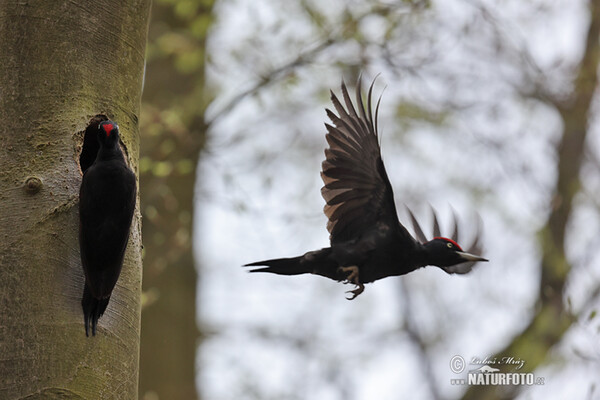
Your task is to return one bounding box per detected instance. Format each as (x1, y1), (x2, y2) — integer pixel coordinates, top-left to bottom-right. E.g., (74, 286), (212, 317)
(0, 1), (150, 398)
(138, 2), (214, 398)
(460, 1), (600, 398)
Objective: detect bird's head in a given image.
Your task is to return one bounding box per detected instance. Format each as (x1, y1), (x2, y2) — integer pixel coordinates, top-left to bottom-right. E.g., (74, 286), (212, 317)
(98, 120), (120, 146)
(423, 237), (488, 267)
(405, 206), (488, 274)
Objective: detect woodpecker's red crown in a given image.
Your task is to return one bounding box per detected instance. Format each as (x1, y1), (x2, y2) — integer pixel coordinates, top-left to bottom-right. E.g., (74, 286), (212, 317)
(99, 121), (118, 136)
(101, 123), (114, 137)
(433, 237), (463, 251)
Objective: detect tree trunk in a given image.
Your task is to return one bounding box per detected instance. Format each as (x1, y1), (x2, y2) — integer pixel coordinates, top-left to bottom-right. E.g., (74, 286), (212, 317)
(0, 1), (150, 398)
(460, 1), (600, 399)
(138, 2), (214, 398)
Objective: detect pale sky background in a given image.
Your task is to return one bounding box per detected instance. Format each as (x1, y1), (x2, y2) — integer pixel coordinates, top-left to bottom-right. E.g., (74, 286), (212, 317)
(196, 1), (600, 399)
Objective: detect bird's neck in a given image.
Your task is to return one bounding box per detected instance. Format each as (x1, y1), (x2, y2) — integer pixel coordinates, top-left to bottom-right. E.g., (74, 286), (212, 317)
(96, 146), (125, 163)
(413, 242), (436, 268)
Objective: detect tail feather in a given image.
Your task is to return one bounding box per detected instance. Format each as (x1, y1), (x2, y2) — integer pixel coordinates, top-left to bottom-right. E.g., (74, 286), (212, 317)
(245, 248), (340, 280)
(245, 256), (308, 276)
(82, 283), (110, 337)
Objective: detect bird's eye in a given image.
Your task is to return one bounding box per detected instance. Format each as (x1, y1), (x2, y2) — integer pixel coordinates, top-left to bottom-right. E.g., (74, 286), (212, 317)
(446, 242), (453, 248)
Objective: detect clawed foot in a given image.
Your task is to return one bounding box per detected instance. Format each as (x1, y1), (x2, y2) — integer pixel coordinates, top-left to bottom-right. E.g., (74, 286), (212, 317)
(338, 265), (359, 284)
(345, 283), (364, 300)
(338, 266), (364, 300)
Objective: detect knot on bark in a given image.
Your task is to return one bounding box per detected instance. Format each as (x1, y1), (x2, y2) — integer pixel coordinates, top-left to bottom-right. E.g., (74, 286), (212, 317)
(24, 176), (42, 194)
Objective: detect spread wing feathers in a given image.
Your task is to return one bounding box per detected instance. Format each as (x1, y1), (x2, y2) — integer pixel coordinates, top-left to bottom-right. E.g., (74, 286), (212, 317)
(431, 206), (442, 238)
(406, 206), (485, 274)
(321, 78), (401, 243)
(450, 207), (459, 243)
(406, 207), (428, 244)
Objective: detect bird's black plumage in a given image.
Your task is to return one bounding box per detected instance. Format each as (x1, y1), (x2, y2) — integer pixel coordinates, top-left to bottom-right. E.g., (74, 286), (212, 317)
(245, 78), (487, 299)
(79, 120), (136, 335)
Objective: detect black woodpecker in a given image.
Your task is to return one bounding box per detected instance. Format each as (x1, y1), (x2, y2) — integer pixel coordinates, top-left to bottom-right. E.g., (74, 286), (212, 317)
(79, 120), (136, 335)
(245, 79), (488, 299)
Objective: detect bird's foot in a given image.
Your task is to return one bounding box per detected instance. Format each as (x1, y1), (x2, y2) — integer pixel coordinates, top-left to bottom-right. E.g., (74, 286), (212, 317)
(345, 283), (365, 300)
(337, 266), (364, 300)
(338, 265), (360, 285)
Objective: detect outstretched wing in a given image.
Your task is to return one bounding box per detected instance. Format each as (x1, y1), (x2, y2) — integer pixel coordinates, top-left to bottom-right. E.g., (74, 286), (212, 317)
(321, 78), (411, 245)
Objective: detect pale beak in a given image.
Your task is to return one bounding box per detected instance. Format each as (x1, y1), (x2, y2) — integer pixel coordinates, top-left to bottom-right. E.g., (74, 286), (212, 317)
(456, 251), (488, 262)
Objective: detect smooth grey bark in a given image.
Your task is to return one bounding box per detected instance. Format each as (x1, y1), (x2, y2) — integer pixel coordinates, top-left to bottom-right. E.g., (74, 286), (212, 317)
(0, 1), (150, 398)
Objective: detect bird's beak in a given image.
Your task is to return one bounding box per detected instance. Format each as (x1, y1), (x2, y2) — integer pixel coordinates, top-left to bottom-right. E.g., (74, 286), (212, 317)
(456, 251), (488, 262)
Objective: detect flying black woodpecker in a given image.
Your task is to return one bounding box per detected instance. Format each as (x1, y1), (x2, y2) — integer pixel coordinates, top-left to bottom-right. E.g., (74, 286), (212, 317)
(79, 120), (136, 335)
(245, 78), (488, 299)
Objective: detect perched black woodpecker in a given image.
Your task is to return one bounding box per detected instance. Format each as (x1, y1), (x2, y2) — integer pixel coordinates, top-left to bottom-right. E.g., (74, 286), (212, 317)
(245, 78), (488, 299)
(79, 120), (136, 336)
